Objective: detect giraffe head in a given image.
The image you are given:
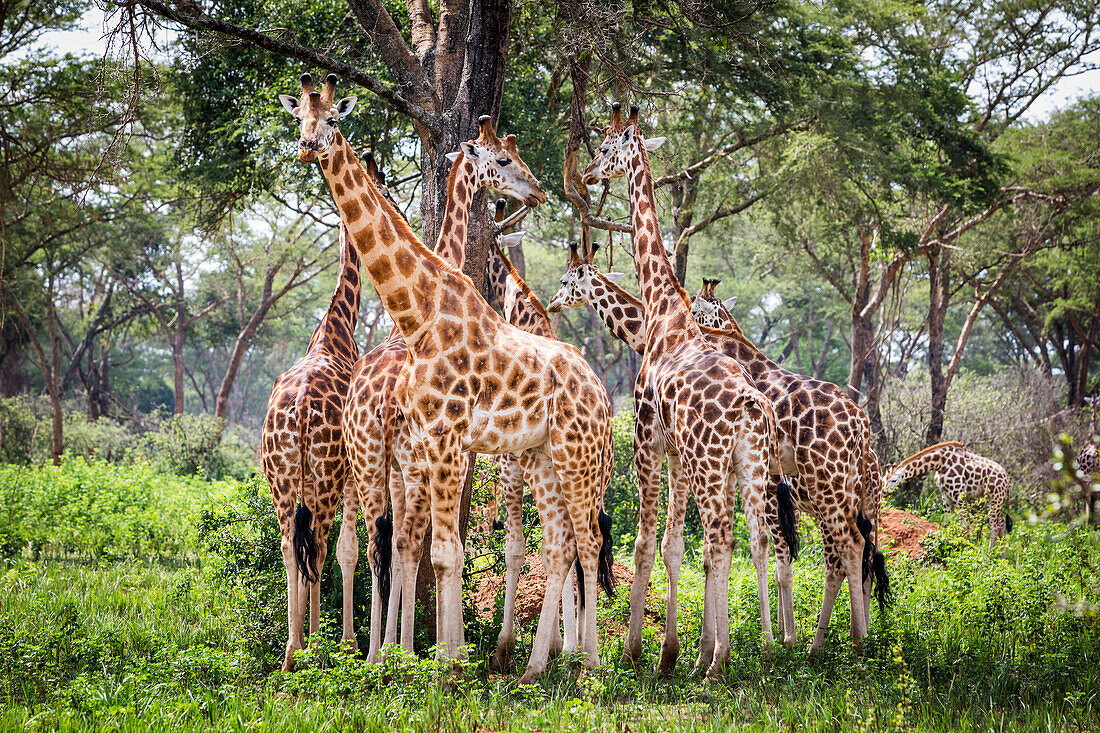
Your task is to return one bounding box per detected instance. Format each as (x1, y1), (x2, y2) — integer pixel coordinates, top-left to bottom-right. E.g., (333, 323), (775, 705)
(545, 239), (623, 312)
(690, 278), (737, 329)
(882, 463), (901, 491)
(445, 116), (547, 207)
(581, 103), (666, 185)
(279, 73), (357, 163)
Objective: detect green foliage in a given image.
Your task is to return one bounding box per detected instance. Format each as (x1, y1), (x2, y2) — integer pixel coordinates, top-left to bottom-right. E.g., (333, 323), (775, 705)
(0, 458), (234, 561)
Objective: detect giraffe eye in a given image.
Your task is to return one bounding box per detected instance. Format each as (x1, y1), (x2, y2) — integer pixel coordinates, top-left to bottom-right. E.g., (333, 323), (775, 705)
(326, 118), (336, 126)
(600, 147), (608, 155)
(496, 157), (511, 166)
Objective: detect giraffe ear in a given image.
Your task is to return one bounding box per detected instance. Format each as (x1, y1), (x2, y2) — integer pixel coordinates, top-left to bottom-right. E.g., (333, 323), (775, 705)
(460, 141), (480, 159)
(499, 232), (525, 248)
(644, 136), (666, 150)
(620, 126), (634, 143)
(606, 272), (625, 283)
(445, 151), (461, 162)
(334, 96), (357, 118)
(279, 94), (300, 117)
(722, 296), (738, 310)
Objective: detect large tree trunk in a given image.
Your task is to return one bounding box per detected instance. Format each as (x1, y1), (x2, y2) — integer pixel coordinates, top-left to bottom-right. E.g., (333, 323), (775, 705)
(671, 178), (698, 286)
(925, 246), (949, 446)
(45, 289), (63, 465)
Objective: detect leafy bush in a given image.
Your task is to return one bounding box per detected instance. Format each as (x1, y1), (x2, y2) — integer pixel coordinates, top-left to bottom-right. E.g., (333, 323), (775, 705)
(0, 457), (235, 560)
(134, 412), (254, 481)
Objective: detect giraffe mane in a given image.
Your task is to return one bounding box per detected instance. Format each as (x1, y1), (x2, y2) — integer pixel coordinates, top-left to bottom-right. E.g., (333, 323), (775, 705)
(894, 441), (965, 471)
(492, 235), (550, 321)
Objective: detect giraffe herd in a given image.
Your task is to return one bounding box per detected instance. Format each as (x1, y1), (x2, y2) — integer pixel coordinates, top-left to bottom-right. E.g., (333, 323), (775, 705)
(261, 73), (1025, 680)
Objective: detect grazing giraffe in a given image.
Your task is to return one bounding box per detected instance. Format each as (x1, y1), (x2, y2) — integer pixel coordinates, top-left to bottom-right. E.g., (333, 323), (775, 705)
(547, 239), (886, 656)
(483, 199), (580, 670)
(338, 116), (546, 663)
(1076, 397), (1098, 481)
(884, 441), (1012, 546)
(690, 279), (737, 330)
(260, 219), (360, 672)
(280, 74), (614, 682)
(576, 103), (798, 676)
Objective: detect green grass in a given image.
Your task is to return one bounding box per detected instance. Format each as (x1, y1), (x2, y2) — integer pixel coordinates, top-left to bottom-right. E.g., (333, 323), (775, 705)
(1, 458), (1099, 731)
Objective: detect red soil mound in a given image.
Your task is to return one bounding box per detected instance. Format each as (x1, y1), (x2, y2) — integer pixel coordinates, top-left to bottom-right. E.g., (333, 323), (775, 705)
(877, 507), (938, 559)
(474, 553), (634, 623)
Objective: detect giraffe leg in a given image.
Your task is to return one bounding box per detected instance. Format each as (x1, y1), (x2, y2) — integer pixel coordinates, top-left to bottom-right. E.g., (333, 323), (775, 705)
(845, 519), (868, 646)
(310, 518), (333, 641)
(809, 561), (844, 655)
(742, 489), (775, 645)
(775, 548), (796, 648)
(491, 453), (525, 671)
(336, 482), (360, 651)
(561, 564), (577, 655)
(658, 453), (688, 676)
(423, 440), (468, 662)
(623, 401), (664, 666)
(692, 542), (717, 676)
(515, 448), (574, 683)
(280, 531), (306, 671)
(395, 455), (429, 655)
(382, 461), (406, 652)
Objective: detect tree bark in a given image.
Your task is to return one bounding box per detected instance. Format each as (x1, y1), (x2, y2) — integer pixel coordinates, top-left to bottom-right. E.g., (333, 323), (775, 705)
(925, 245), (949, 446)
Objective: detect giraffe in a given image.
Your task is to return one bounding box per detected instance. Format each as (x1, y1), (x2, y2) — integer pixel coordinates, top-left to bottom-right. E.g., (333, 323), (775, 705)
(260, 219), (360, 672)
(337, 115), (547, 664)
(1076, 397), (1098, 480)
(483, 199), (581, 670)
(547, 237), (887, 656)
(690, 279), (737, 330)
(574, 103), (798, 676)
(280, 74), (614, 682)
(883, 441), (1012, 546)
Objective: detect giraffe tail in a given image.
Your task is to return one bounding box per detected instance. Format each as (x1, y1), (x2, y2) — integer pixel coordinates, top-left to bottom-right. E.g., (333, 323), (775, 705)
(575, 508), (617, 611)
(1004, 513), (1014, 534)
(857, 511), (891, 613)
(776, 480), (800, 561)
(293, 389), (319, 584)
(372, 513), (393, 611)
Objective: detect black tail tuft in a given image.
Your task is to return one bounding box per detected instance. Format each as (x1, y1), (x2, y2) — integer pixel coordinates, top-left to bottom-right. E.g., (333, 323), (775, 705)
(871, 546), (891, 613)
(575, 557), (585, 610)
(372, 514), (393, 610)
(597, 509), (616, 597)
(1004, 512), (1014, 534)
(492, 518), (505, 532)
(776, 480), (800, 561)
(857, 511), (892, 615)
(293, 502), (318, 584)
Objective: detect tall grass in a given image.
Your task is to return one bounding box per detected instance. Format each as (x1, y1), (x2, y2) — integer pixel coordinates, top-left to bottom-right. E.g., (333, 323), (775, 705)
(0, 459), (1098, 731)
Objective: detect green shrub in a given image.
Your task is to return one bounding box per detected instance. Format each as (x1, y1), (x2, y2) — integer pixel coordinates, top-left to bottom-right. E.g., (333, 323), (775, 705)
(0, 457), (235, 560)
(134, 412), (254, 481)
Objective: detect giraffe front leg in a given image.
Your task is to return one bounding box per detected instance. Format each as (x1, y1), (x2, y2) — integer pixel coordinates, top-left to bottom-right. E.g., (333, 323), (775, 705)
(336, 481), (360, 652)
(624, 401), (664, 667)
(658, 453), (688, 676)
(491, 453), (526, 672)
(514, 448), (573, 682)
(561, 564), (577, 655)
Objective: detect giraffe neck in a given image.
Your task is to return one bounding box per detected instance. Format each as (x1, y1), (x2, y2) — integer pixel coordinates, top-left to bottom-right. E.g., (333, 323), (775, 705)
(488, 242), (554, 339)
(893, 444), (959, 481)
(435, 154), (478, 269)
(625, 141), (700, 355)
(588, 271), (771, 375)
(318, 131), (461, 341)
(307, 224), (360, 361)
(587, 271), (647, 353)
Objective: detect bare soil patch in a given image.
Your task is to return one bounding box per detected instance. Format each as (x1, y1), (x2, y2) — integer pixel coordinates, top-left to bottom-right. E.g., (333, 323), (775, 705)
(474, 553), (634, 622)
(878, 507), (938, 560)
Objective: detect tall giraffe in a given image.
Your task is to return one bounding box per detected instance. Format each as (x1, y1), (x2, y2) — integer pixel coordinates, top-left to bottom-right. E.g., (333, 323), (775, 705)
(280, 74), (614, 682)
(547, 238), (887, 656)
(1076, 397), (1098, 479)
(260, 219), (360, 672)
(339, 117), (546, 663)
(483, 199), (581, 670)
(884, 441), (1011, 546)
(578, 103), (797, 676)
(690, 279), (737, 330)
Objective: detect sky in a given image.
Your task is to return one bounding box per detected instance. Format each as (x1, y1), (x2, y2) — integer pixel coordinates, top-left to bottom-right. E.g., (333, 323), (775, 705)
(21, 6), (1100, 124)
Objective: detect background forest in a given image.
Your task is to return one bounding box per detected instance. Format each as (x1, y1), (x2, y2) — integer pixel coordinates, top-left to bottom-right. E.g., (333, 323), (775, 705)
(2, 0), (1098, 489)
